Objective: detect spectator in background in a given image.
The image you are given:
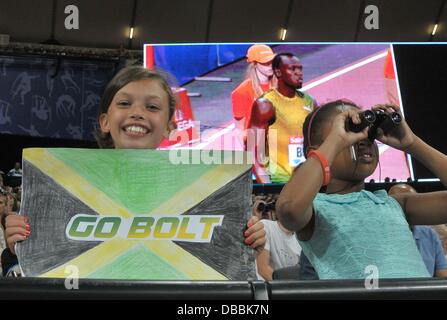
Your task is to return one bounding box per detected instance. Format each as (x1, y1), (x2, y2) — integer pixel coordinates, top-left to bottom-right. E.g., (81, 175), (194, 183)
(0, 190), (8, 260)
(232, 44), (276, 149)
(0, 190), (7, 219)
(7, 162), (22, 177)
(433, 224), (447, 258)
(389, 184), (447, 277)
(6, 162), (22, 189)
(253, 195), (301, 281)
(255, 216), (301, 281)
(0, 171), (5, 188)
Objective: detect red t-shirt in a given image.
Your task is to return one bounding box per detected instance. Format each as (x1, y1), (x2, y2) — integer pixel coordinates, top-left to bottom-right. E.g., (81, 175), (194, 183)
(231, 79), (270, 129)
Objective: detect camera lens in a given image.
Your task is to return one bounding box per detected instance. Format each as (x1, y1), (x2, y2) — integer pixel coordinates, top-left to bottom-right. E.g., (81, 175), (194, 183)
(347, 110), (376, 133)
(368, 109), (402, 140)
(390, 112), (402, 124)
(363, 110), (376, 123)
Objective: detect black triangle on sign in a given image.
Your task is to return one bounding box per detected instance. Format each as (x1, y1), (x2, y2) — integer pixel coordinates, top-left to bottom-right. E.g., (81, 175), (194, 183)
(17, 160), (101, 276)
(174, 171), (256, 280)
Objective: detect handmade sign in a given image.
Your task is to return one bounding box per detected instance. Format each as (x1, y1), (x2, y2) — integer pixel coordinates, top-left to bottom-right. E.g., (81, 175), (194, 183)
(17, 148), (255, 280)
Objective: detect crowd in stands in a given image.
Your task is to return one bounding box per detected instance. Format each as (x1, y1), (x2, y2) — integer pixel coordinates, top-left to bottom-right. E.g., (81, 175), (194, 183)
(0, 162), (22, 275)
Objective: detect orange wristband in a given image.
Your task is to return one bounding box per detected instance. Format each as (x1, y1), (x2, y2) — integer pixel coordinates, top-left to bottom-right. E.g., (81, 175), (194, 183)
(307, 150), (331, 186)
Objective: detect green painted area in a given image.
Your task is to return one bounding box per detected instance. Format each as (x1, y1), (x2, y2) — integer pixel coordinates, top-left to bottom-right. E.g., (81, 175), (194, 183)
(88, 243), (188, 280)
(48, 149), (217, 214)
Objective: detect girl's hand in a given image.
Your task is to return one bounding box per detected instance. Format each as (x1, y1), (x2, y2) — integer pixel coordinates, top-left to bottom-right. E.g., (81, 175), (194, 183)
(371, 104), (415, 151)
(326, 109), (369, 153)
(5, 214), (29, 255)
(244, 216), (266, 252)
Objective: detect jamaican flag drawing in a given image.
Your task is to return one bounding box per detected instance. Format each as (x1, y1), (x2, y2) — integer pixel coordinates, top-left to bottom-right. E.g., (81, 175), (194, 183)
(17, 148), (255, 280)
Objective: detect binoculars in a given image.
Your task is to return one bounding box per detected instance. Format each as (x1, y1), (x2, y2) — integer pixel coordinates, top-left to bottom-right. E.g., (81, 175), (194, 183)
(346, 109), (402, 140)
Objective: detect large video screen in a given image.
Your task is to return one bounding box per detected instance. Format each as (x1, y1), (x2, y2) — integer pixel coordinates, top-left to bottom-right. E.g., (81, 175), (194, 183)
(145, 43), (412, 183)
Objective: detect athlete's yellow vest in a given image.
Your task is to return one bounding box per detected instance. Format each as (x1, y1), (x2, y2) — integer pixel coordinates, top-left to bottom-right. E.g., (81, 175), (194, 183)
(263, 89), (315, 183)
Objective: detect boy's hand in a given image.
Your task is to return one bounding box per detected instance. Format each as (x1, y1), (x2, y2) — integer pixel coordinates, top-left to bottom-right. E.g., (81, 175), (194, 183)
(5, 214), (29, 255)
(244, 216), (266, 252)
(371, 104), (415, 151)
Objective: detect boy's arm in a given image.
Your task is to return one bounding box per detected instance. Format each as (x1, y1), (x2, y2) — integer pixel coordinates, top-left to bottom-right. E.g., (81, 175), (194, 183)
(256, 249), (273, 281)
(391, 136), (447, 225)
(370, 104), (447, 225)
(392, 191), (447, 225)
(407, 136), (447, 186)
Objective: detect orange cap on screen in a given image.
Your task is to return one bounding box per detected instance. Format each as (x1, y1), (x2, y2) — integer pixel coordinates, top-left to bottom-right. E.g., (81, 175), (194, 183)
(246, 44), (275, 63)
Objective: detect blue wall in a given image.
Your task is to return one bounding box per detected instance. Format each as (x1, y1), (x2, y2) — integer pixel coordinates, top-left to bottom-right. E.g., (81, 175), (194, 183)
(0, 55), (117, 140)
(154, 44), (250, 85)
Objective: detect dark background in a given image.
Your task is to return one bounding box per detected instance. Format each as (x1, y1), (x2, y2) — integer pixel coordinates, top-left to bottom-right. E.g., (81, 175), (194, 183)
(0, 133), (97, 174)
(394, 44), (447, 180)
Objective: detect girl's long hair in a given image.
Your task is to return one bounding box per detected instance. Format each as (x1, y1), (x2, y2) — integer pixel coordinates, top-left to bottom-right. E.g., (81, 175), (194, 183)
(245, 63), (277, 98)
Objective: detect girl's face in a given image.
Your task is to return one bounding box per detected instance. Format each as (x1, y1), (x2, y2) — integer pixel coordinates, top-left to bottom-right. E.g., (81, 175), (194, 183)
(99, 79), (173, 149)
(320, 109), (379, 182)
